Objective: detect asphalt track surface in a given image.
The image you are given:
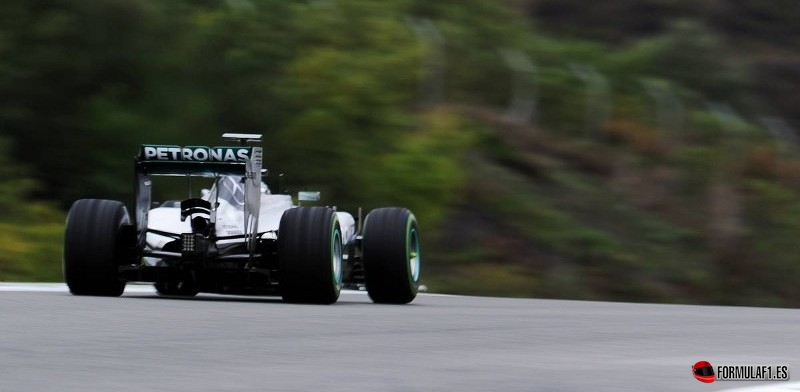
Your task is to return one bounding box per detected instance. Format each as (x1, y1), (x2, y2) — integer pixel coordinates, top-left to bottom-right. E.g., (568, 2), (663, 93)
(1, 284), (799, 392)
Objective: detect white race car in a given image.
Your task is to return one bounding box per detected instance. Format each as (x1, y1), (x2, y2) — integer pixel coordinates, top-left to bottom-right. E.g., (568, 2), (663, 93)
(63, 133), (421, 304)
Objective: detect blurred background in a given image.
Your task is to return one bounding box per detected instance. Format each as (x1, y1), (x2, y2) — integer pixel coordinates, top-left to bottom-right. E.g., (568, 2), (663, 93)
(2, 0), (800, 307)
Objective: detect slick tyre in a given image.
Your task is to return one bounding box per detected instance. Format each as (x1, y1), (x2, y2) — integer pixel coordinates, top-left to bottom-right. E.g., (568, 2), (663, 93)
(278, 207), (343, 304)
(362, 208), (420, 304)
(63, 199), (129, 296)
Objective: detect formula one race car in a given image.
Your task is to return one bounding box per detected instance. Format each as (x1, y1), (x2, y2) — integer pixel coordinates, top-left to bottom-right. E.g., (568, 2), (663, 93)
(63, 133), (421, 304)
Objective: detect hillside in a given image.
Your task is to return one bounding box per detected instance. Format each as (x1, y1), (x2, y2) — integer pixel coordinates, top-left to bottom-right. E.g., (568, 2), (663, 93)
(521, 0), (800, 126)
(2, 0), (800, 306)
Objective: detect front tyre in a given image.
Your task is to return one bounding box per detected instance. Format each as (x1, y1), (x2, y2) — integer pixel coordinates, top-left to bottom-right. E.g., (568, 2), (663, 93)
(278, 207), (342, 304)
(63, 199), (129, 296)
(362, 208), (421, 304)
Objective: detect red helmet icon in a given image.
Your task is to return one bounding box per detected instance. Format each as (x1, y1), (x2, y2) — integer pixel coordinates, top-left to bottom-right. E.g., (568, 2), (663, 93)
(693, 361), (715, 383)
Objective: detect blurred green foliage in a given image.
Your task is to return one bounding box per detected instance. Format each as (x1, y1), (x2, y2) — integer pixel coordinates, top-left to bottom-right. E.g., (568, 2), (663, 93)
(2, 0), (800, 307)
(0, 137), (64, 281)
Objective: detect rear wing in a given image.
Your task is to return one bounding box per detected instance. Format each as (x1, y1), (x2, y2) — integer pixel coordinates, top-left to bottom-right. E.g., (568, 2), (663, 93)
(135, 145), (259, 177)
(134, 135), (263, 255)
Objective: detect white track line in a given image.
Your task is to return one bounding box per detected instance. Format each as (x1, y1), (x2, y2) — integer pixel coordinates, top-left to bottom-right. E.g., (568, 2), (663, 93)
(0, 282), (368, 294)
(0, 282), (451, 296)
(0, 282), (155, 293)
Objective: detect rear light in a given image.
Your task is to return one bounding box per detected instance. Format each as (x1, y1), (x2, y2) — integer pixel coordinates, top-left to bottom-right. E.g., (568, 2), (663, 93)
(181, 233), (205, 255)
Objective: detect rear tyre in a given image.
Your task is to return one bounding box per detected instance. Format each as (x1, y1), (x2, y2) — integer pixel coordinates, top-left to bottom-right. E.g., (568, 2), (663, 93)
(278, 207), (342, 304)
(362, 208), (420, 304)
(63, 199), (129, 296)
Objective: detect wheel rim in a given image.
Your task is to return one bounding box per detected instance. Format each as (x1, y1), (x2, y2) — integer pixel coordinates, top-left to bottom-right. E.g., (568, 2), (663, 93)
(332, 228), (343, 289)
(408, 227), (420, 283)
